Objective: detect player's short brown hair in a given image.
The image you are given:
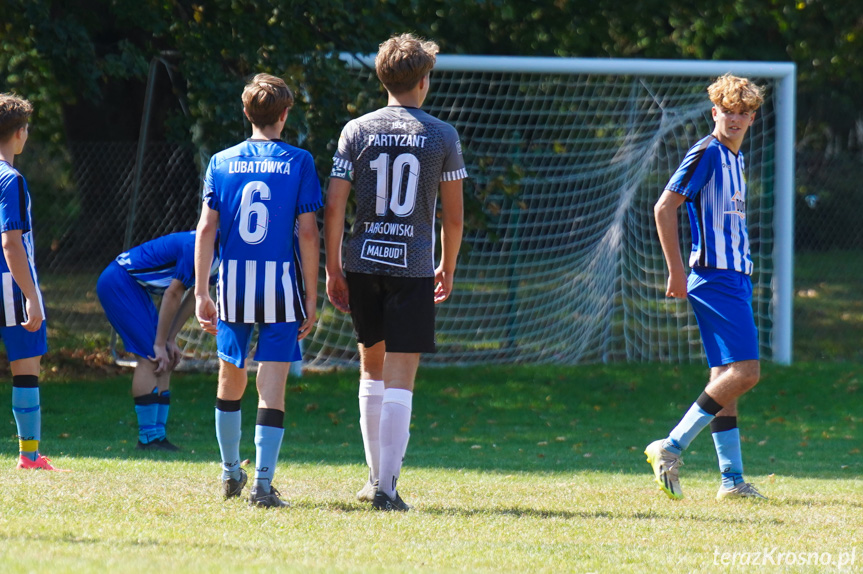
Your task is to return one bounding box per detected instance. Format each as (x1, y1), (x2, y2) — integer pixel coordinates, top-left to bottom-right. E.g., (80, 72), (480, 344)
(707, 74), (765, 113)
(375, 33), (439, 95)
(0, 93), (33, 142)
(242, 74), (294, 127)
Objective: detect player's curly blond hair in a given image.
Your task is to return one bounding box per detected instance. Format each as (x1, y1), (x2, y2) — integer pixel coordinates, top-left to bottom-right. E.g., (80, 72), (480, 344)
(0, 93), (33, 142)
(707, 74), (765, 113)
(375, 33), (439, 95)
(242, 74), (294, 128)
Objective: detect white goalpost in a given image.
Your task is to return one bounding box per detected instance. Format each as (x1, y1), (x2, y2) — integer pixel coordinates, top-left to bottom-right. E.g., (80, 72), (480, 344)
(176, 55), (796, 370)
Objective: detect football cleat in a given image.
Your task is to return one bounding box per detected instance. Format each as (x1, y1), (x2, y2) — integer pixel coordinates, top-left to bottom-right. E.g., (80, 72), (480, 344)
(223, 468), (248, 499)
(136, 438), (180, 452)
(371, 490), (410, 512)
(357, 479), (379, 502)
(644, 439), (684, 500)
(716, 482), (768, 501)
(248, 485), (290, 508)
(17, 454), (70, 472)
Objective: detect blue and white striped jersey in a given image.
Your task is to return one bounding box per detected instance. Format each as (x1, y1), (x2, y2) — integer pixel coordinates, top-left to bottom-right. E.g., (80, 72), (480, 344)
(203, 139), (322, 324)
(0, 160), (44, 327)
(116, 230), (218, 294)
(665, 135), (753, 275)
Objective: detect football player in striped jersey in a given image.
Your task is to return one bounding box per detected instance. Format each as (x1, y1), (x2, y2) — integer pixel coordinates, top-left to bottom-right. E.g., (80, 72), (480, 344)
(325, 34), (466, 511)
(97, 230), (219, 451)
(646, 74), (767, 501)
(195, 74), (322, 508)
(0, 93), (67, 471)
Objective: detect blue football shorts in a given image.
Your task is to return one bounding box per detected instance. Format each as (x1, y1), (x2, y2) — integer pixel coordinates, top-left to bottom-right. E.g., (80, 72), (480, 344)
(96, 261), (158, 358)
(687, 267), (759, 368)
(216, 320), (301, 368)
(1, 321), (48, 362)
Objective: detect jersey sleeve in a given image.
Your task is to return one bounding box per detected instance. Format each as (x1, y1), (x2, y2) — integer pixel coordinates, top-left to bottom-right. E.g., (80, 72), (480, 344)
(174, 235), (196, 289)
(297, 153), (324, 215)
(203, 155), (220, 211)
(665, 142), (715, 200)
(440, 126), (468, 182)
(0, 173), (29, 233)
(329, 121), (356, 182)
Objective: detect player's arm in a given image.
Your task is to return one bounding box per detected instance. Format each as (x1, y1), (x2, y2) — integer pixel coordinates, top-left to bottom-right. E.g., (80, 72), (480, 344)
(1, 230), (43, 331)
(434, 179), (464, 304)
(151, 278), (187, 374)
(297, 211), (319, 341)
(194, 204), (220, 335)
(654, 189), (688, 299)
(323, 177), (352, 313)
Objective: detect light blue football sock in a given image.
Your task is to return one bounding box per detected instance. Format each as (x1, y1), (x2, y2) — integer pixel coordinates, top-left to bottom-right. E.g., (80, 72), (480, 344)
(215, 400), (242, 481)
(156, 390), (170, 441)
(133, 387), (160, 444)
(665, 392), (724, 454)
(712, 417), (744, 488)
(12, 376), (41, 461)
(253, 408), (285, 494)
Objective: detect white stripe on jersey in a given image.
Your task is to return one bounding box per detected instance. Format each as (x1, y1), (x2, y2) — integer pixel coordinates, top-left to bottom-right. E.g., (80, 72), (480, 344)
(441, 167), (468, 182)
(333, 156), (353, 171)
(281, 262), (296, 323)
(226, 260), (237, 322)
(714, 172), (727, 269)
(264, 260), (277, 323)
(2, 273), (15, 327)
(244, 260), (257, 323)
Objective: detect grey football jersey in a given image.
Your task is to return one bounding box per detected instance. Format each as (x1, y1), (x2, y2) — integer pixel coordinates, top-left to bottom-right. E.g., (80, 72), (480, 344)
(330, 106), (467, 277)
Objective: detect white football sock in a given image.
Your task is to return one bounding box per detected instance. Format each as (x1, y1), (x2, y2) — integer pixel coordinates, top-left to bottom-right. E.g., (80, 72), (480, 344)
(358, 379), (384, 482)
(378, 388), (412, 497)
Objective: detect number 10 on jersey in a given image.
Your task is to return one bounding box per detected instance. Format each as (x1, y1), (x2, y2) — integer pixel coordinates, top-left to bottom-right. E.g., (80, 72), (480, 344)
(370, 152), (420, 217)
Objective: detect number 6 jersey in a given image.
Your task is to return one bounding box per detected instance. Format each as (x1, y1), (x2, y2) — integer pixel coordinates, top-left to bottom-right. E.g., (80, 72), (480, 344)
(330, 106), (467, 277)
(203, 139), (322, 324)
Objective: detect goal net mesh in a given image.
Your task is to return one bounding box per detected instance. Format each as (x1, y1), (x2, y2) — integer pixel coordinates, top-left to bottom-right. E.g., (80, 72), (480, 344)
(177, 64), (779, 370)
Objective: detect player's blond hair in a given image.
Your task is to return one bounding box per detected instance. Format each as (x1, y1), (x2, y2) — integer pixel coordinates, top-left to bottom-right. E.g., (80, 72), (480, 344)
(0, 93), (33, 142)
(375, 33), (439, 95)
(242, 73), (294, 128)
(707, 74), (765, 113)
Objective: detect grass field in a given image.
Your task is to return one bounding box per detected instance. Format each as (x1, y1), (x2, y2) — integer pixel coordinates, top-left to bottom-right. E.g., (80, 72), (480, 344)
(1, 363), (861, 572)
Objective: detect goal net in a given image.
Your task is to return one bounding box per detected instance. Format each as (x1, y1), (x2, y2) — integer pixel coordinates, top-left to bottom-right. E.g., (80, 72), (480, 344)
(173, 56), (795, 370)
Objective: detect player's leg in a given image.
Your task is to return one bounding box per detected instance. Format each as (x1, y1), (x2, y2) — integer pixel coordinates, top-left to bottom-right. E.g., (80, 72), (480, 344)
(7, 322), (66, 471)
(346, 272), (387, 501)
(708, 361), (767, 499)
(214, 321), (253, 499)
(130, 361), (178, 450)
(97, 262), (165, 448)
(357, 341), (385, 500)
(372, 275), (434, 512)
(374, 351), (419, 512)
(246, 321), (301, 508)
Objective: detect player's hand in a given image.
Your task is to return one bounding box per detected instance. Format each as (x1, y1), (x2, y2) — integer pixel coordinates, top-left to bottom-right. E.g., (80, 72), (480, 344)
(434, 265), (454, 304)
(166, 340), (183, 371)
(665, 273), (688, 299)
(298, 297), (317, 341)
(148, 344), (170, 375)
(326, 270), (350, 313)
(21, 297), (44, 332)
(196, 295), (218, 335)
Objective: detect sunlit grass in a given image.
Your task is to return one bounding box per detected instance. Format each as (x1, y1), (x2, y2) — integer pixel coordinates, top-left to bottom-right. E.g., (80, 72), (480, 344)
(0, 363), (861, 572)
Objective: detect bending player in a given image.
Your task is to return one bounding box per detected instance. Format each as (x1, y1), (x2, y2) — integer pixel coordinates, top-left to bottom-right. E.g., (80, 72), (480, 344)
(97, 230), (219, 450)
(325, 33), (466, 511)
(646, 74), (767, 501)
(195, 73), (321, 508)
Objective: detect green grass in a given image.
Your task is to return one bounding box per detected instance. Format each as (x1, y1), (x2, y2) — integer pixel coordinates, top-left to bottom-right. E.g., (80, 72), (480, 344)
(1, 363), (861, 572)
